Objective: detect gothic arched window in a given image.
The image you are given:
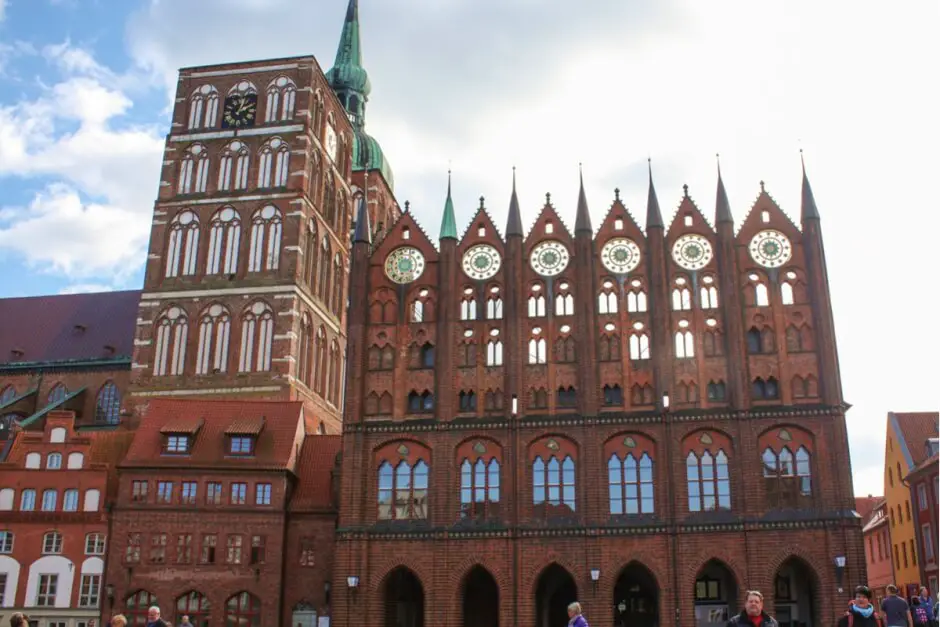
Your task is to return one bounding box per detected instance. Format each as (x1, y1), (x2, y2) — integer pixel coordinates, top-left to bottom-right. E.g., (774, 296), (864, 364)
(188, 85), (219, 130)
(686, 449), (731, 512)
(257, 137), (290, 188)
(533, 454), (576, 515)
(609, 452), (654, 514)
(206, 207), (241, 276)
(247, 205), (283, 272)
(217, 140), (250, 191)
(238, 301), (275, 373)
(265, 76), (297, 122)
(165, 210), (200, 278)
(195, 304), (231, 375)
(95, 381), (121, 424)
(179, 144), (209, 195)
(377, 459), (429, 520)
(153, 306), (188, 376)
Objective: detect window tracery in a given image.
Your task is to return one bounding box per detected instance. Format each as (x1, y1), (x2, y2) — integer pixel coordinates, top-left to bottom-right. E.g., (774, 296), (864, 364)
(264, 76), (296, 122)
(238, 301), (274, 373)
(165, 210), (200, 278)
(257, 137), (290, 188)
(179, 144), (209, 195)
(206, 207), (241, 276)
(196, 304), (231, 374)
(188, 85), (219, 130)
(153, 306), (189, 376)
(248, 205), (282, 272)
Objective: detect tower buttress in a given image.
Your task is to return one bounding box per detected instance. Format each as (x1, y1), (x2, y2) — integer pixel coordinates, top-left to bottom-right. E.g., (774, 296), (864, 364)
(713, 163), (748, 408)
(435, 177), (458, 421)
(800, 158), (843, 405)
(644, 162), (671, 407)
(573, 170), (599, 415)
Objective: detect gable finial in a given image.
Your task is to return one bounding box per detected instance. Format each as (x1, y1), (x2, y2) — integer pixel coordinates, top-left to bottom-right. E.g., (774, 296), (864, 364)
(683, 183), (689, 198)
(404, 200), (410, 213)
(614, 187), (620, 201)
(759, 180), (765, 193)
(506, 166), (523, 237)
(479, 196), (485, 209)
(545, 192), (552, 206)
(716, 152), (721, 176)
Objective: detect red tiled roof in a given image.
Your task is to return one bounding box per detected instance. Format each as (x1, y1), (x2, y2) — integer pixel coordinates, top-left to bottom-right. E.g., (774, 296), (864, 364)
(855, 496), (881, 522)
(225, 415), (265, 435)
(893, 412), (939, 467)
(159, 417), (205, 434)
(0, 290), (140, 365)
(290, 435), (341, 511)
(123, 399), (304, 470)
(88, 429), (137, 500)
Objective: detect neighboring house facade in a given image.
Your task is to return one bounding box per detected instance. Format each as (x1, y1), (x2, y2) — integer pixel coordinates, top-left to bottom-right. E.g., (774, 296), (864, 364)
(0, 291), (139, 451)
(0, 412), (132, 627)
(106, 399), (339, 627)
(905, 447), (939, 596)
(883, 412), (939, 597)
(862, 498), (894, 604)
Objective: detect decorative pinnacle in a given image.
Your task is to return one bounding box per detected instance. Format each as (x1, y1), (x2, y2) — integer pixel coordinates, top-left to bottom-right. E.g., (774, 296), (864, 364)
(479, 196), (485, 209)
(760, 180), (765, 193)
(614, 188), (620, 201)
(404, 200), (410, 213)
(683, 184), (689, 198)
(545, 192), (552, 205)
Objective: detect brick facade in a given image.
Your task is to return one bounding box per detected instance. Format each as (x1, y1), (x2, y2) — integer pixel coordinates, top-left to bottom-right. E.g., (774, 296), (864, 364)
(905, 453), (939, 596)
(332, 165), (863, 627)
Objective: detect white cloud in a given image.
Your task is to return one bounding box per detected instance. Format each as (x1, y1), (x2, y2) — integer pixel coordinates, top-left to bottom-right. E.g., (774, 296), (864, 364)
(0, 42), (164, 284)
(0, 0), (6, 22)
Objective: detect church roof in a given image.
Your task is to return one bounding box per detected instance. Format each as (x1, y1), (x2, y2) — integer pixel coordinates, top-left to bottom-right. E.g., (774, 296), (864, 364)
(0, 290), (139, 369)
(353, 130), (395, 191)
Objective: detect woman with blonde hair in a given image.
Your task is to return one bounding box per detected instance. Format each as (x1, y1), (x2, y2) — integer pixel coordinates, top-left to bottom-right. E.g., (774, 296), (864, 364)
(110, 615), (128, 627)
(568, 601), (590, 627)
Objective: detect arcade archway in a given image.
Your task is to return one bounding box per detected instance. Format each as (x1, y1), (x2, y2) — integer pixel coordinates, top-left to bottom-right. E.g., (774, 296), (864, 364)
(383, 567), (425, 627)
(693, 560), (739, 627)
(774, 557), (820, 627)
(462, 566), (499, 627)
(535, 564), (578, 627)
(613, 562), (659, 627)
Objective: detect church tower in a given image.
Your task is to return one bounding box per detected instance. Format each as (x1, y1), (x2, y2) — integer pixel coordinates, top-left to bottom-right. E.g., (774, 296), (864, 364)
(128, 3), (397, 433)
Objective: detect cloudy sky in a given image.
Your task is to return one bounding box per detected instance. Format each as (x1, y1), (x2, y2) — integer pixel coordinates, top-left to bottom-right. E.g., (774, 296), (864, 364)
(0, 0), (937, 494)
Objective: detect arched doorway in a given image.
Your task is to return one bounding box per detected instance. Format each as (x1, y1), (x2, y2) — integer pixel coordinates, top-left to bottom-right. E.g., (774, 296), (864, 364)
(383, 567), (425, 627)
(535, 564), (578, 627)
(613, 562), (659, 627)
(774, 558), (819, 627)
(462, 566), (499, 627)
(693, 560), (739, 627)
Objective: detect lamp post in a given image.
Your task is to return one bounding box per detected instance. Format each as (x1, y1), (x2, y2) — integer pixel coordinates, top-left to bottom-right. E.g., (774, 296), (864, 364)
(105, 583), (115, 610)
(345, 575), (359, 627)
(834, 556), (846, 593)
(590, 569), (601, 594)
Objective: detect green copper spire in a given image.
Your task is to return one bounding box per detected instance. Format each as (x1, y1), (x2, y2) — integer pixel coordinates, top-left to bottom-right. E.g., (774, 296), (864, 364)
(440, 171), (458, 240)
(326, 0), (371, 126)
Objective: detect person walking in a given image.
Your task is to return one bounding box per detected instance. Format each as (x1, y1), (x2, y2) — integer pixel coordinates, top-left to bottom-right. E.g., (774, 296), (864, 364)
(839, 586), (885, 627)
(9, 613), (27, 627)
(918, 588), (936, 627)
(883, 585), (914, 627)
(726, 590), (778, 627)
(146, 607), (169, 627)
(913, 598), (930, 627)
(178, 616), (193, 627)
(567, 602), (589, 627)
(110, 615), (127, 627)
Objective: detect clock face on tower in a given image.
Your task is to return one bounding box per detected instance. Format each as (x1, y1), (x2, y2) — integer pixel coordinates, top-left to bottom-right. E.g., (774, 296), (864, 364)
(749, 229), (793, 268)
(601, 237), (642, 275)
(325, 125), (338, 162)
(221, 93), (257, 129)
(462, 244), (502, 281)
(384, 247), (426, 284)
(529, 240), (570, 277)
(671, 234), (714, 271)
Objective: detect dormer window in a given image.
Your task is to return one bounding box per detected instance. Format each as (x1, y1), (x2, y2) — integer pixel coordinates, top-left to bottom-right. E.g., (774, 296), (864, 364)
(229, 436), (255, 456)
(164, 435), (191, 455)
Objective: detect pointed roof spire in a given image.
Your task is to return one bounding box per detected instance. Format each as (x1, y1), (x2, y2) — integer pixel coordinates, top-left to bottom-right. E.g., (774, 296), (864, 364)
(326, 0), (371, 98)
(715, 154), (733, 224)
(506, 166), (524, 237)
(800, 150), (820, 221)
(575, 163), (592, 234)
(353, 188), (372, 244)
(440, 170), (458, 240)
(646, 158), (663, 229)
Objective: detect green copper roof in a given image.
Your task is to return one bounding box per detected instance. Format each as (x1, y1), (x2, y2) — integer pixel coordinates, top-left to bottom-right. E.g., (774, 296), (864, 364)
(352, 131), (394, 191)
(325, 0), (371, 97)
(440, 173), (457, 240)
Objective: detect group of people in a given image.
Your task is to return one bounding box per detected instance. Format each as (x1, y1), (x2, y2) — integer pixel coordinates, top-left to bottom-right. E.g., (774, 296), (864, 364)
(6, 606), (187, 627)
(565, 585), (939, 627)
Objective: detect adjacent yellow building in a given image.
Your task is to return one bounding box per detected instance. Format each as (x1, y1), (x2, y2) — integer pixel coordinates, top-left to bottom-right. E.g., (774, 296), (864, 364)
(883, 411), (939, 597)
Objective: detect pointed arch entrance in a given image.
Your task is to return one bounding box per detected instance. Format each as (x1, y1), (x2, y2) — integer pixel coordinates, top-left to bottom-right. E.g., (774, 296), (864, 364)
(774, 557), (820, 627)
(383, 567), (425, 627)
(535, 564), (578, 627)
(462, 566), (499, 627)
(693, 560), (739, 627)
(613, 562), (659, 627)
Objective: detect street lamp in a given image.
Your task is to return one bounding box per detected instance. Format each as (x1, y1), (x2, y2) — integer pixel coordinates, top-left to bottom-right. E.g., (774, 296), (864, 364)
(105, 583), (115, 608)
(834, 556), (846, 593)
(590, 569), (600, 594)
(662, 393), (670, 410)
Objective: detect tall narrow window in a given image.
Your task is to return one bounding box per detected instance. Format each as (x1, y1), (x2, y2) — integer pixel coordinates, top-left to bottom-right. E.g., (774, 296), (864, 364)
(627, 290), (648, 313)
(672, 287), (692, 311)
(376, 459), (430, 520)
(257, 138), (290, 188)
(94, 381), (121, 424)
(153, 307), (189, 376)
(755, 283), (770, 306)
(165, 210), (200, 278)
(195, 304), (231, 375)
(47, 384), (67, 405)
(630, 333), (651, 360)
(206, 207), (241, 276)
(217, 140), (250, 191)
(188, 85), (219, 130)
(686, 450), (731, 512)
(700, 282), (719, 309)
(248, 205), (283, 272)
(528, 338), (547, 364)
(781, 282), (795, 305)
(461, 297), (477, 321)
(532, 455), (576, 514)
(675, 330), (695, 358)
(304, 219), (318, 291)
(459, 457), (501, 520)
(555, 292), (574, 316)
(486, 296), (503, 320)
(609, 453), (655, 514)
(238, 301), (275, 373)
(178, 144), (209, 194)
(486, 340), (503, 366)
(265, 76), (297, 122)
(317, 237), (332, 303)
(598, 290), (618, 314)
(298, 314), (313, 386)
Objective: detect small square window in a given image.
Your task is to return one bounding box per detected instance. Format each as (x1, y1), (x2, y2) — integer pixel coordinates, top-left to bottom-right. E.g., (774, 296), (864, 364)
(229, 436), (255, 456)
(164, 435), (190, 454)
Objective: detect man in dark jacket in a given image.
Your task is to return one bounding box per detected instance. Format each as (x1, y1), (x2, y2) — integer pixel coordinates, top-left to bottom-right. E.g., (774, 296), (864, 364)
(145, 606), (168, 627)
(838, 586), (884, 627)
(727, 590), (778, 627)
